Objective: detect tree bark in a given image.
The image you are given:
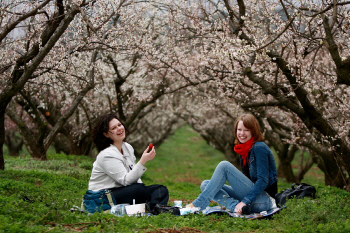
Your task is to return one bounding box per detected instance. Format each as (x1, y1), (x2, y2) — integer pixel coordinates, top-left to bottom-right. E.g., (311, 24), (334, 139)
(0, 109), (6, 169)
(4, 131), (23, 156)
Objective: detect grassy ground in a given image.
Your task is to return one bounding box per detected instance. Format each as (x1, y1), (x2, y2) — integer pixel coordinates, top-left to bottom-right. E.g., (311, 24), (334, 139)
(1, 126), (350, 232)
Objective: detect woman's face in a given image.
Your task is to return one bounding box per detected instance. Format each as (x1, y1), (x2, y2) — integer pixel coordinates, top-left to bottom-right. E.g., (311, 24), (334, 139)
(103, 118), (125, 143)
(236, 121), (252, 144)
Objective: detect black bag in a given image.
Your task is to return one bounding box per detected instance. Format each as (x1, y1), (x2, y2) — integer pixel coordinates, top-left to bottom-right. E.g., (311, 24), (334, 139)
(146, 203), (180, 215)
(275, 183), (316, 207)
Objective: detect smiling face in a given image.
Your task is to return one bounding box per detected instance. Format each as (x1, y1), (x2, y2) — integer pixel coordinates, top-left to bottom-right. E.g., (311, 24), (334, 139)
(236, 120), (252, 144)
(234, 114), (263, 145)
(103, 118), (125, 144)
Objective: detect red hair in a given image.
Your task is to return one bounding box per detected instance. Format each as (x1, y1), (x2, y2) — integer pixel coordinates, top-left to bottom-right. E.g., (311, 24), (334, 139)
(234, 113), (264, 144)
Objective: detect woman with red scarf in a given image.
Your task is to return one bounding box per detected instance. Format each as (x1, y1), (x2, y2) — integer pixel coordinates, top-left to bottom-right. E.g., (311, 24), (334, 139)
(186, 113), (277, 214)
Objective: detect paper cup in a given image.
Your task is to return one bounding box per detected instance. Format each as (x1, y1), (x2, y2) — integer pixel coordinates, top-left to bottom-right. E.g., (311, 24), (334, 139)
(125, 203), (146, 215)
(174, 200), (182, 208)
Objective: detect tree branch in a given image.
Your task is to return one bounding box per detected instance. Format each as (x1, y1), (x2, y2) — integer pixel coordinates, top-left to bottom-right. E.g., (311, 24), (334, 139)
(323, 16), (350, 85)
(0, 4), (81, 110)
(257, 16), (295, 51)
(0, 0), (51, 44)
(43, 50), (97, 150)
(240, 100), (282, 108)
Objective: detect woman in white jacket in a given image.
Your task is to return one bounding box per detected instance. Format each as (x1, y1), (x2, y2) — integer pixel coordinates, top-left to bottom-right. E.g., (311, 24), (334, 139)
(88, 114), (168, 206)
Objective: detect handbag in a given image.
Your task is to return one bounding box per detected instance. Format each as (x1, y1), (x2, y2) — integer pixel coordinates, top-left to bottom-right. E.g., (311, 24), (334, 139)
(275, 183), (316, 207)
(83, 190), (116, 214)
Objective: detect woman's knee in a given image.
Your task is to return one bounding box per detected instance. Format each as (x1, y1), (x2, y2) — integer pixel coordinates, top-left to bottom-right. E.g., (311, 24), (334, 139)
(217, 161), (235, 170)
(159, 185), (169, 196)
(200, 180), (210, 191)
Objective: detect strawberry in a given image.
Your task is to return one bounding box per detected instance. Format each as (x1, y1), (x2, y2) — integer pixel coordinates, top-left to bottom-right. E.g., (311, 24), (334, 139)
(148, 143), (153, 151)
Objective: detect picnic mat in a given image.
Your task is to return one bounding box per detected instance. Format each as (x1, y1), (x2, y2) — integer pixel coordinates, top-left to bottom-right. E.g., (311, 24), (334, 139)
(199, 206), (282, 220)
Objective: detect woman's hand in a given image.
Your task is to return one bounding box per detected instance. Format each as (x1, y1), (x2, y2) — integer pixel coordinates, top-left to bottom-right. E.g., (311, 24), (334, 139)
(139, 146), (156, 166)
(234, 202), (246, 214)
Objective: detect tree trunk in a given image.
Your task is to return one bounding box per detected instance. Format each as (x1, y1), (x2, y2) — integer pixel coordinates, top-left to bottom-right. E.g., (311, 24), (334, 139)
(295, 149), (314, 183)
(24, 142), (47, 160)
(53, 135), (71, 155)
(69, 137), (93, 156)
(6, 108), (48, 160)
(0, 110), (5, 170)
(311, 151), (346, 187)
(4, 131), (23, 156)
(275, 144), (297, 183)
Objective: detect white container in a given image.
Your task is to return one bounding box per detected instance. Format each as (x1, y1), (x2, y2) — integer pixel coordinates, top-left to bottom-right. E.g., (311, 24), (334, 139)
(174, 200), (182, 208)
(125, 203), (146, 215)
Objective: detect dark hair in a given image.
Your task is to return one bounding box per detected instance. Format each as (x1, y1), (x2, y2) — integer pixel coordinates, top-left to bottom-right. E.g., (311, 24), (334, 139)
(234, 113), (264, 144)
(92, 114), (126, 152)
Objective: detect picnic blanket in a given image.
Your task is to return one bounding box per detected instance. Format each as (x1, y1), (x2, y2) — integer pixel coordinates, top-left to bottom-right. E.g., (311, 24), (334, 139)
(199, 206), (282, 220)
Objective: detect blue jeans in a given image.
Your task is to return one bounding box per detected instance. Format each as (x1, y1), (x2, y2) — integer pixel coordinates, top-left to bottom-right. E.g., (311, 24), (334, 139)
(192, 161), (272, 213)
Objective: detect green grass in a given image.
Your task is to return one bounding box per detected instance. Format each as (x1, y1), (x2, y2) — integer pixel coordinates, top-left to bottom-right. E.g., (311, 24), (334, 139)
(1, 125), (350, 232)
(144, 126), (225, 203)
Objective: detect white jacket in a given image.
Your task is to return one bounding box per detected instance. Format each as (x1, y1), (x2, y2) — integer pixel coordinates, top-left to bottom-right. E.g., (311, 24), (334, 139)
(88, 142), (147, 191)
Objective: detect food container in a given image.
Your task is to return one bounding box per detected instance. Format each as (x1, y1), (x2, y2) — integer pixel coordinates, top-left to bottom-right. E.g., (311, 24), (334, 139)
(125, 203), (146, 215)
(174, 200), (182, 208)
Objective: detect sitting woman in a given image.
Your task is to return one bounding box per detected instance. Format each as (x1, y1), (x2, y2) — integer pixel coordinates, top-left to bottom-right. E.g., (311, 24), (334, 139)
(187, 113), (277, 214)
(88, 113), (169, 206)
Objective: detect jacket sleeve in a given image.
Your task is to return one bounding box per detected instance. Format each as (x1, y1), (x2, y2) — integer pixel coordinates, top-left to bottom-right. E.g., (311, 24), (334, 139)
(241, 144), (270, 205)
(98, 148), (147, 186)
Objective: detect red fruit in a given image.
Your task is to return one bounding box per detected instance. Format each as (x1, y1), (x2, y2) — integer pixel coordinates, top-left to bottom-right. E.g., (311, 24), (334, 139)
(148, 143), (153, 150)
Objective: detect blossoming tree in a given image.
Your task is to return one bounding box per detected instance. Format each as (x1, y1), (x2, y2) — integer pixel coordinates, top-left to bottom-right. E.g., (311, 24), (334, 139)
(2, 0), (350, 190)
(144, 0), (350, 188)
(0, 0), (125, 167)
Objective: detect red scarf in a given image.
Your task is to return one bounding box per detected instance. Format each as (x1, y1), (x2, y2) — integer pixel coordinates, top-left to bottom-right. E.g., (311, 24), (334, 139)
(234, 137), (254, 166)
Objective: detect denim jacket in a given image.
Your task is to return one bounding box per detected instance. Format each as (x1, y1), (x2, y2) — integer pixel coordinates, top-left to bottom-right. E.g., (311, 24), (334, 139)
(240, 141), (278, 205)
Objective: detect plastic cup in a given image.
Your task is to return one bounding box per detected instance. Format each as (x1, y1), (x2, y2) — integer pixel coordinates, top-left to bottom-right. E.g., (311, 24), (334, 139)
(111, 204), (130, 216)
(174, 200), (182, 208)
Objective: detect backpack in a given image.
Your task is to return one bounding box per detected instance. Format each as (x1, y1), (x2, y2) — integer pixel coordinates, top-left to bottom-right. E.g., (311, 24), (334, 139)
(82, 190), (116, 214)
(275, 183), (316, 207)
